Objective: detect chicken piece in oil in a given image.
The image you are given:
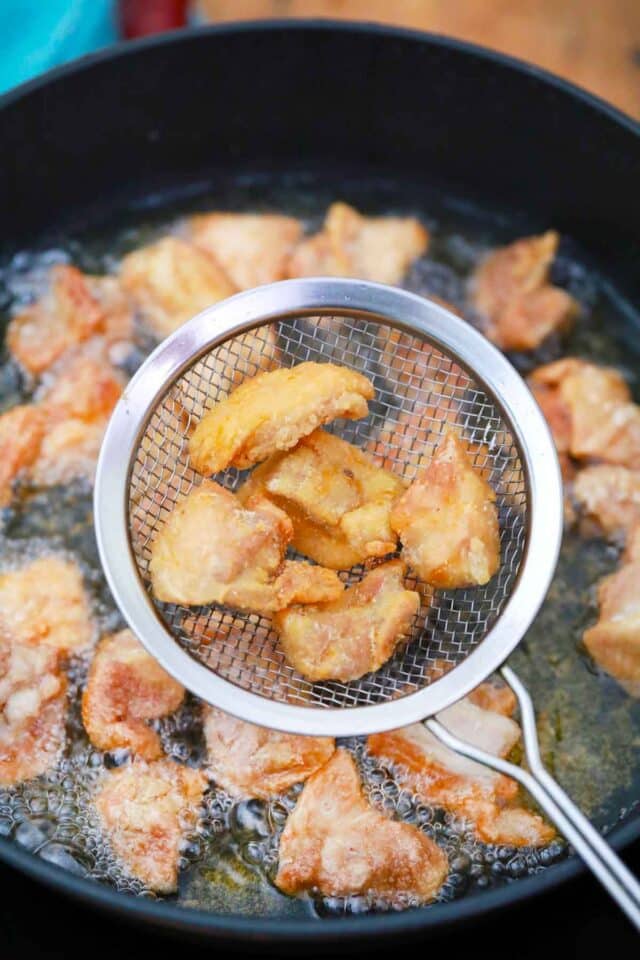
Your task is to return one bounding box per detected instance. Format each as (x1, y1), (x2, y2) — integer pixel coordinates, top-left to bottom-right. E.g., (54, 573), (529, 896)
(188, 361), (374, 475)
(287, 202), (428, 285)
(0, 405), (46, 507)
(203, 706), (335, 799)
(275, 748), (448, 903)
(238, 429), (405, 569)
(274, 560), (419, 682)
(94, 759), (207, 893)
(82, 629), (184, 760)
(574, 465), (640, 541)
(390, 432), (500, 588)
(149, 480), (342, 613)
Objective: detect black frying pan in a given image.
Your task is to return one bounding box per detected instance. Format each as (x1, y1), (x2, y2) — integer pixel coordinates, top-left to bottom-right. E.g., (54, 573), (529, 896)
(0, 20), (639, 944)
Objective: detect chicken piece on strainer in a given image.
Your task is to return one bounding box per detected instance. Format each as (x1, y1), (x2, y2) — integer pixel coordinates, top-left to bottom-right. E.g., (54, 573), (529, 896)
(0, 637), (67, 787)
(82, 629), (185, 760)
(94, 759), (207, 894)
(149, 480), (342, 614)
(287, 202), (428, 285)
(390, 432), (500, 589)
(470, 231), (577, 351)
(274, 560), (419, 683)
(275, 748), (448, 903)
(203, 706), (335, 799)
(368, 687), (556, 847)
(188, 361), (374, 475)
(238, 429), (406, 570)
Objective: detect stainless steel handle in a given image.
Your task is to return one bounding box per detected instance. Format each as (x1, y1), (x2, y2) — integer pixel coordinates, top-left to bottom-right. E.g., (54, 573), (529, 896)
(426, 665), (640, 932)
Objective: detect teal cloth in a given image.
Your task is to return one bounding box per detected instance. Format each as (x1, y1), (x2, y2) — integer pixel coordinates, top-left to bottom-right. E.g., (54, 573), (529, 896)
(0, 0), (117, 94)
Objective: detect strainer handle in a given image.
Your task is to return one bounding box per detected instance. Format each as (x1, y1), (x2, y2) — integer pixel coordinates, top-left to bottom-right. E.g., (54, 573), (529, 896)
(425, 666), (640, 932)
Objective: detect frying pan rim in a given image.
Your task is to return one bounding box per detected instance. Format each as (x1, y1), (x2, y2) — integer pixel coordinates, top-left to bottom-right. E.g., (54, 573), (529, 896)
(0, 17), (638, 940)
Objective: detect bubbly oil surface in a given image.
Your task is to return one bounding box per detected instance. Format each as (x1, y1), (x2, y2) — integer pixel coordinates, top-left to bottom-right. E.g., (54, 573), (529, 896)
(0, 174), (639, 919)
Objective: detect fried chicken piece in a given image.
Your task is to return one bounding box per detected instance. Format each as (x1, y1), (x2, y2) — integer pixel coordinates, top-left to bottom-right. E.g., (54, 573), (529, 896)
(470, 231), (577, 351)
(274, 560), (419, 682)
(287, 202), (428, 285)
(203, 706), (334, 798)
(390, 432), (500, 588)
(0, 637), (66, 786)
(149, 480), (342, 613)
(467, 679), (517, 717)
(7, 265), (133, 375)
(82, 629), (184, 760)
(0, 555), (94, 654)
(574, 465), (640, 540)
(275, 748), (447, 903)
(189, 212), (303, 289)
(120, 236), (236, 339)
(238, 429), (405, 569)
(95, 759), (207, 893)
(368, 697), (555, 847)
(189, 361), (374, 475)
(0, 405), (46, 507)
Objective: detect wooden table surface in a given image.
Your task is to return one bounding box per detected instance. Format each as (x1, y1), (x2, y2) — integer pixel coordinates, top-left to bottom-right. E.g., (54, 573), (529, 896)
(198, 0), (640, 119)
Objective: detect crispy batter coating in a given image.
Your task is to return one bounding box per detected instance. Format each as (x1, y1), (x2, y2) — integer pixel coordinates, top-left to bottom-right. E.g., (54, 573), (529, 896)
(82, 629), (184, 759)
(149, 480), (342, 613)
(7, 265), (133, 375)
(239, 429), (405, 569)
(574, 465), (640, 541)
(0, 637), (66, 786)
(95, 759), (207, 893)
(368, 696), (555, 847)
(471, 231), (577, 350)
(189, 212), (303, 289)
(0, 404), (46, 507)
(120, 236), (236, 339)
(0, 555), (94, 654)
(467, 680), (517, 717)
(203, 706), (335, 798)
(274, 560), (419, 682)
(275, 748), (448, 903)
(390, 432), (500, 588)
(189, 362), (374, 475)
(287, 202), (428, 285)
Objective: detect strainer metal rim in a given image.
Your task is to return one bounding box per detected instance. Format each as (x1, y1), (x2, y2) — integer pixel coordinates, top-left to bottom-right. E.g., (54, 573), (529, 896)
(94, 278), (562, 736)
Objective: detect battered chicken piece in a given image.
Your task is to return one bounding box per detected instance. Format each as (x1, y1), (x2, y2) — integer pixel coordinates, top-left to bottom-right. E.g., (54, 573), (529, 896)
(94, 759), (207, 893)
(203, 707), (335, 798)
(0, 637), (66, 786)
(0, 404), (46, 507)
(7, 264), (133, 375)
(390, 432), (500, 588)
(82, 629), (185, 760)
(275, 748), (448, 903)
(239, 429), (405, 569)
(149, 480), (342, 613)
(287, 202), (428, 285)
(274, 560), (419, 682)
(120, 236), (236, 339)
(574, 465), (640, 540)
(471, 231), (577, 351)
(368, 697), (555, 847)
(0, 555), (94, 654)
(189, 362), (374, 475)
(189, 211), (303, 289)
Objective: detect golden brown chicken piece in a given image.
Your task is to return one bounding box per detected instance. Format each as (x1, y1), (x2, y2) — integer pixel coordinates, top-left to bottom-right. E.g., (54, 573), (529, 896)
(0, 637), (67, 787)
(238, 429), (405, 569)
(120, 236), (236, 339)
(274, 560), (419, 682)
(467, 679), (517, 717)
(95, 759), (207, 893)
(7, 265), (133, 375)
(390, 432), (500, 588)
(368, 695), (555, 847)
(574, 465), (640, 541)
(275, 748), (448, 903)
(149, 480), (342, 613)
(82, 629), (185, 760)
(287, 202), (428, 285)
(189, 211), (303, 290)
(0, 555), (94, 655)
(470, 231), (577, 351)
(203, 706), (335, 798)
(189, 362), (374, 475)
(0, 405), (46, 507)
